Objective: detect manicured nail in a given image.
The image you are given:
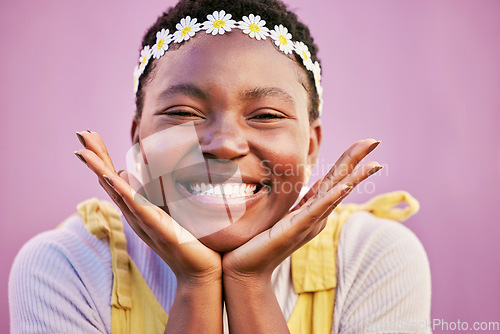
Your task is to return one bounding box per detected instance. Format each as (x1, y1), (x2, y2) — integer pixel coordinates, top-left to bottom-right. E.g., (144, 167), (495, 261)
(74, 151), (87, 164)
(76, 131), (86, 148)
(366, 141), (381, 155)
(103, 175), (114, 188)
(117, 169), (125, 176)
(341, 184), (353, 196)
(368, 165), (383, 175)
(87, 129), (92, 133)
(332, 184), (352, 207)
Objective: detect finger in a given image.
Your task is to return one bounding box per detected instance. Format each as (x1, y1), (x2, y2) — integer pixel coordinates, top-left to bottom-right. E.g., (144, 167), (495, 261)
(290, 161), (382, 235)
(317, 139), (380, 196)
(101, 174), (206, 269)
(97, 177), (155, 245)
(117, 169), (129, 183)
(75, 148), (153, 243)
(224, 160), (383, 274)
(294, 177), (324, 209)
(316, 162), (383, 221)
(297, 139), (377, 208)
(76, 130), (115, 171)
(118, 170), (147, 198)
(105, 173), (211, 263)
(227, 163), (384, 271)
(77, 148), (197, 248)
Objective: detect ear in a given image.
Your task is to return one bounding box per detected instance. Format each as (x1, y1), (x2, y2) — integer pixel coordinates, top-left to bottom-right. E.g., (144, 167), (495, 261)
(307, 118), (322, 167)
(131, 114), (140, 145)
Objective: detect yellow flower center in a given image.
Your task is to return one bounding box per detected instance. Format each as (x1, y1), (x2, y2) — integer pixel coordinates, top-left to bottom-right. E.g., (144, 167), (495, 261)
(249, 24), (260, 33)
(141, 57), (147, 66)
(181, 26), (191, 37)
(213, 20), (225, 29)
(279, 35), (288, 45)
(157, 39), (165, 50)
(302, 51), (309, 61)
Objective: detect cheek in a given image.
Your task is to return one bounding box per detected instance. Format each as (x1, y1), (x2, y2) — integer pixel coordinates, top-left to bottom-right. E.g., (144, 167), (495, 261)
(258, 130), (310, 201)
(268, 152), (308, 200)
(136, 123), (205, 206)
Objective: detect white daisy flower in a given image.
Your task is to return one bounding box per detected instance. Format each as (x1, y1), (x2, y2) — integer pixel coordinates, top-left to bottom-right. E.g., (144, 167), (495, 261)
(152, 28), (172, 59)
(315, 79), (324, 115)
(173, 16), (201, 43)
(294, 41), (314, 71)
(133, 65), (141, 93)
(316, 81), (323, 100)
(202, 10), (237, 35)
(312, 60), (322, 84)
(138, 45), (152, 74)
(238, 14), (269, 40)
(318, 95), (324, 115)
(269, 24), (294, 54)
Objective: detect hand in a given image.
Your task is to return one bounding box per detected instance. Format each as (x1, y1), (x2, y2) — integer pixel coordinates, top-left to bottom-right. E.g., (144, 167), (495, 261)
(74, 130), (222, 284)
(222, 139), (383, 281)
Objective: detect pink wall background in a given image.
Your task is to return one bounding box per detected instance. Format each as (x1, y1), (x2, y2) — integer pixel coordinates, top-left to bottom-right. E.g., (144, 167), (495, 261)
(1, 0), (499, 331)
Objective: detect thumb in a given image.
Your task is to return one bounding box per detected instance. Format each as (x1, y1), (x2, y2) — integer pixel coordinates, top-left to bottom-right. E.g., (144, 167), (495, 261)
(117, 170), (147, 198)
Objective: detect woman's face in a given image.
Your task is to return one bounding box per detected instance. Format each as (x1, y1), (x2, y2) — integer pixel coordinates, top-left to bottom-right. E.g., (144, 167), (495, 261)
(134, 32), (321, 252)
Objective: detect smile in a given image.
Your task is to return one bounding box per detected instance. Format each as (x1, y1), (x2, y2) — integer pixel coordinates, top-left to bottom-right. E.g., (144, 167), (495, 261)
(188, 182), (258, 198)
(174, 180), (269, 211)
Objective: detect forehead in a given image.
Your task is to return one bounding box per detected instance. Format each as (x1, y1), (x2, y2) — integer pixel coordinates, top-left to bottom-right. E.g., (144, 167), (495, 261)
(143, 32), (309, 107)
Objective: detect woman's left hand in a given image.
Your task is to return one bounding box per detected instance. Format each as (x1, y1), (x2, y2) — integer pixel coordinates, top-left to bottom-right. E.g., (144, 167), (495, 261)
(222, 139), (382, 281)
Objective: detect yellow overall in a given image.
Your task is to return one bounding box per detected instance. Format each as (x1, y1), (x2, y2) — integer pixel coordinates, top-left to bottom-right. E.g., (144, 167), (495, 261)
(76, 191), (419, 334)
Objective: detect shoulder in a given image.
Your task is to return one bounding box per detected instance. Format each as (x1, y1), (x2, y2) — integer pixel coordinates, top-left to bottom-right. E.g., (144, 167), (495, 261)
(9, 214), (113, 333)
(339, 210), (429, 268)
(10, 213), (112, 277)
(337, 210), (431, 291)
(333, 211), (432, 333)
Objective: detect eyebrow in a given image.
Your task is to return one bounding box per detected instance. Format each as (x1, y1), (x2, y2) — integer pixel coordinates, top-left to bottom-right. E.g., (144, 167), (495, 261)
(159, 84), (208, 100)
(158, 84), (295, 106)
(241, 87), (295, 106)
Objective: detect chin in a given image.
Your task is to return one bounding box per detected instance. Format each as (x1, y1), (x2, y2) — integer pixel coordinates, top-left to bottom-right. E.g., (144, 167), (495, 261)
(197, 226), (253, 253)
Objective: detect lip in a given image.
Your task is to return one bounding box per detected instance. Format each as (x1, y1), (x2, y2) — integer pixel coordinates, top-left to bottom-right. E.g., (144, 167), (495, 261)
(172, 161), (269, 185)
(175, 181), (269, 213)
(176, 171), (268, 186)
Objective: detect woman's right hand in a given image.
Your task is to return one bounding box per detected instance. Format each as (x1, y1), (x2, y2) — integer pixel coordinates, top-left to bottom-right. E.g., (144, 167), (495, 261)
(74, 130), (222, 285)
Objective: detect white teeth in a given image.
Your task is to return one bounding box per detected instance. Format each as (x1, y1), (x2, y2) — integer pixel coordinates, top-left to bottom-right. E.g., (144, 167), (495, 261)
(223, 184), (233, 196)
(188, 182), (258, 197)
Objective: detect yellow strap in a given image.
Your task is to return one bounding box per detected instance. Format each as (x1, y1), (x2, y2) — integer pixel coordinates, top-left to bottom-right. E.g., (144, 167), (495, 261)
(77, 198), (168, 334)
(75, 191), (418, 334)
(287, 191), (419, 334)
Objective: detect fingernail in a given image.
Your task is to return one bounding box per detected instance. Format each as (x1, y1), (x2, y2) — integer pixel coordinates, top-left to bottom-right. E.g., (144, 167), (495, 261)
(366, 141), (381, 155)
(103, 175), (114, 188)
(368, 165), (383, 175)
(74, 151), (87, 164)
(87, 129), (92, 133)
(341, 184), (352, 196)
(76, 131), (86, 148)
(117, 169), (125, 176)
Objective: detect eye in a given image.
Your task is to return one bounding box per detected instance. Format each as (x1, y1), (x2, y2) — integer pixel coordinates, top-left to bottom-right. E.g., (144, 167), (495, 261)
(167, 110), (200, 117)
(249, 110), (287, 122)
(158, 106), (205, 122)
(253, 113), (285, 119)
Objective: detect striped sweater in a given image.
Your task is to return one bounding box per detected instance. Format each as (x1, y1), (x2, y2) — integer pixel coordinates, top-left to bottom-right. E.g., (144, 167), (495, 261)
(9, 210), (431, 333)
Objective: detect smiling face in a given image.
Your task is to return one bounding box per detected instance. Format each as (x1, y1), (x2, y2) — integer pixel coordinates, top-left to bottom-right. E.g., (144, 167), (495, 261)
(133, 32), (321, 252)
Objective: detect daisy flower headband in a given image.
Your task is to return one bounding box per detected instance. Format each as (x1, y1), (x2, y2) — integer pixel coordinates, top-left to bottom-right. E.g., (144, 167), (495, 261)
(134, 10), (323, 114)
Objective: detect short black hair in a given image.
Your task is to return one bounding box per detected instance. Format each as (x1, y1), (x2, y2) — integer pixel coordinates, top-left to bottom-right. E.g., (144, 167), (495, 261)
(135, 0), (321, 120)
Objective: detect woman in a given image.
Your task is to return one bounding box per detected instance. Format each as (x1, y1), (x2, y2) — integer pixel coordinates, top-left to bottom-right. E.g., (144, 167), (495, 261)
(9, 0), (431, 332)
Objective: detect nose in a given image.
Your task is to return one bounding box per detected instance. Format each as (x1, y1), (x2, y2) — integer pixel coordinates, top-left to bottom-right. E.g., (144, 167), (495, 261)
(199, 121), (250, 160)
